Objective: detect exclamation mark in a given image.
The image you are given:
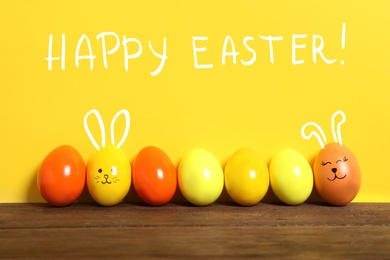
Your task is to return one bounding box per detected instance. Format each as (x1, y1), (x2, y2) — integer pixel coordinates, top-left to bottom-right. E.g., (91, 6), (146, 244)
(340, 22), (346, 66)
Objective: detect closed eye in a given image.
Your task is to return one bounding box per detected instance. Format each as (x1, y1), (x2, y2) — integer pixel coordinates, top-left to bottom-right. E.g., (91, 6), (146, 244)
(321, 161), (331, 166)
(336, 156), (348, 163)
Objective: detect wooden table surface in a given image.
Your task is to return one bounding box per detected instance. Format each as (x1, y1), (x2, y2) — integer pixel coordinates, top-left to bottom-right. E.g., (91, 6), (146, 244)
(1, 202), (389, 259)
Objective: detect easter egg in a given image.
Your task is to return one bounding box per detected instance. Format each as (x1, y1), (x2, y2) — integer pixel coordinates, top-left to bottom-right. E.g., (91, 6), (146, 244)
(269, 148), (313, 205)
(87, 145), (131, 206)
(224, 148), (269, 206)
(178, 148), (224, 206)
(132, 146), (177, 206)
(37, 145), (86, 206)
(313, 142), (361, 206)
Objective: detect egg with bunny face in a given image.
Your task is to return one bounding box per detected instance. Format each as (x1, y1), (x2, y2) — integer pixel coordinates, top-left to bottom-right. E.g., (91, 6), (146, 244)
(302, 111), (361, 206)
(313, 142), (361, 206)
(87, 145), (131, 206)
(84, 109), (131, 206)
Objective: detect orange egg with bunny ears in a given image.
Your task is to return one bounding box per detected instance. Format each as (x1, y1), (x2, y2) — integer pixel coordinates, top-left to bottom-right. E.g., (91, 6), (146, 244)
(302, 111), (361, 206)
(313, 142), (361, 206)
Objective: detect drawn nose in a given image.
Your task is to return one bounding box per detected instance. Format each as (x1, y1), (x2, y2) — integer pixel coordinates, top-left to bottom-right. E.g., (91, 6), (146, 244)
(332, 168), (337, 173)
(104, 174), (109, 180)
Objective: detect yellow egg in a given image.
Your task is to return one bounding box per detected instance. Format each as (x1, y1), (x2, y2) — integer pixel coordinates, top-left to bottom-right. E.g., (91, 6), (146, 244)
(224, 148), (269, 206)
(178, 148), (224, 206)
(87, 145), (131, 206)
(269, 148), (313, 205)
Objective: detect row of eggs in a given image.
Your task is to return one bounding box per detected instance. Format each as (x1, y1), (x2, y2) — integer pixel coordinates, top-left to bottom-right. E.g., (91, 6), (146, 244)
(37, 144), (361, 207)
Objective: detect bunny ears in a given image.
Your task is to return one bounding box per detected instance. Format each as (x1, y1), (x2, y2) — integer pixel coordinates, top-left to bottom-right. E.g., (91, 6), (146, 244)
(84, 109), (130, 150)
(301, 110), (346, 149)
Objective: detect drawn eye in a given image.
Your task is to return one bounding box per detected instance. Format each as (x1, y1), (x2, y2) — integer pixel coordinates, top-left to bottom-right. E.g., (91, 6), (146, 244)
(111, 167), (117, 175)
(321, 161), (331, 166)
(98, 169), (102, 173)
(336, 156), (348, 163)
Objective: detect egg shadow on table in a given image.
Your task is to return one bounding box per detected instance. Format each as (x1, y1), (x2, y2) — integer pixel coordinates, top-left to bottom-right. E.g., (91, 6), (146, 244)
(261, 188), (285, 206)
(76, 184), (94, 203)
(123, 185), (152, 206)
(305, 186), (329, 206)
(26, 164), (45, 203)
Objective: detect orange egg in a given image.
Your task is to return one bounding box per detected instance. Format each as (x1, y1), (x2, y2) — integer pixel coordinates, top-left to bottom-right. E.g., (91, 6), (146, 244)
(132, 146), (177, 206)
(313, 142), (361, 206)
(38, 145), (86, 206)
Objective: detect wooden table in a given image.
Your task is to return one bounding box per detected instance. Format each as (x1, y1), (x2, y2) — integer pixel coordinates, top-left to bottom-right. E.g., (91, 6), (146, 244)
(1, 203), (389, 259)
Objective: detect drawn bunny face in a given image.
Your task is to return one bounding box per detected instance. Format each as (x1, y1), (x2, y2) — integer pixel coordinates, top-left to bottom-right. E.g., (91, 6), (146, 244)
(84, 109), (131, 206)
(301, 111), (361, 206)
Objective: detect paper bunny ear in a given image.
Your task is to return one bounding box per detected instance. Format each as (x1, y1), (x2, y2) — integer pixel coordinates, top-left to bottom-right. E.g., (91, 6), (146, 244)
(110, 109), (130, 148)
(84, 109), (131, 150)
(84, 109), (106, 150)
(301, 121), (327, 149)
(301, 110), (347, 149)
(331, 110), (346, 146)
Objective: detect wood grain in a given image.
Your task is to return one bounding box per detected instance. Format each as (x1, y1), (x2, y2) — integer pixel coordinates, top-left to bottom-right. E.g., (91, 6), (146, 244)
(1, 203), (389, 259)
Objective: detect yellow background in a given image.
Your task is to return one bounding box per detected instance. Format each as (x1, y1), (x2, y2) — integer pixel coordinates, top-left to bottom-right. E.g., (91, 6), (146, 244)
(1, 1), (389, 203)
